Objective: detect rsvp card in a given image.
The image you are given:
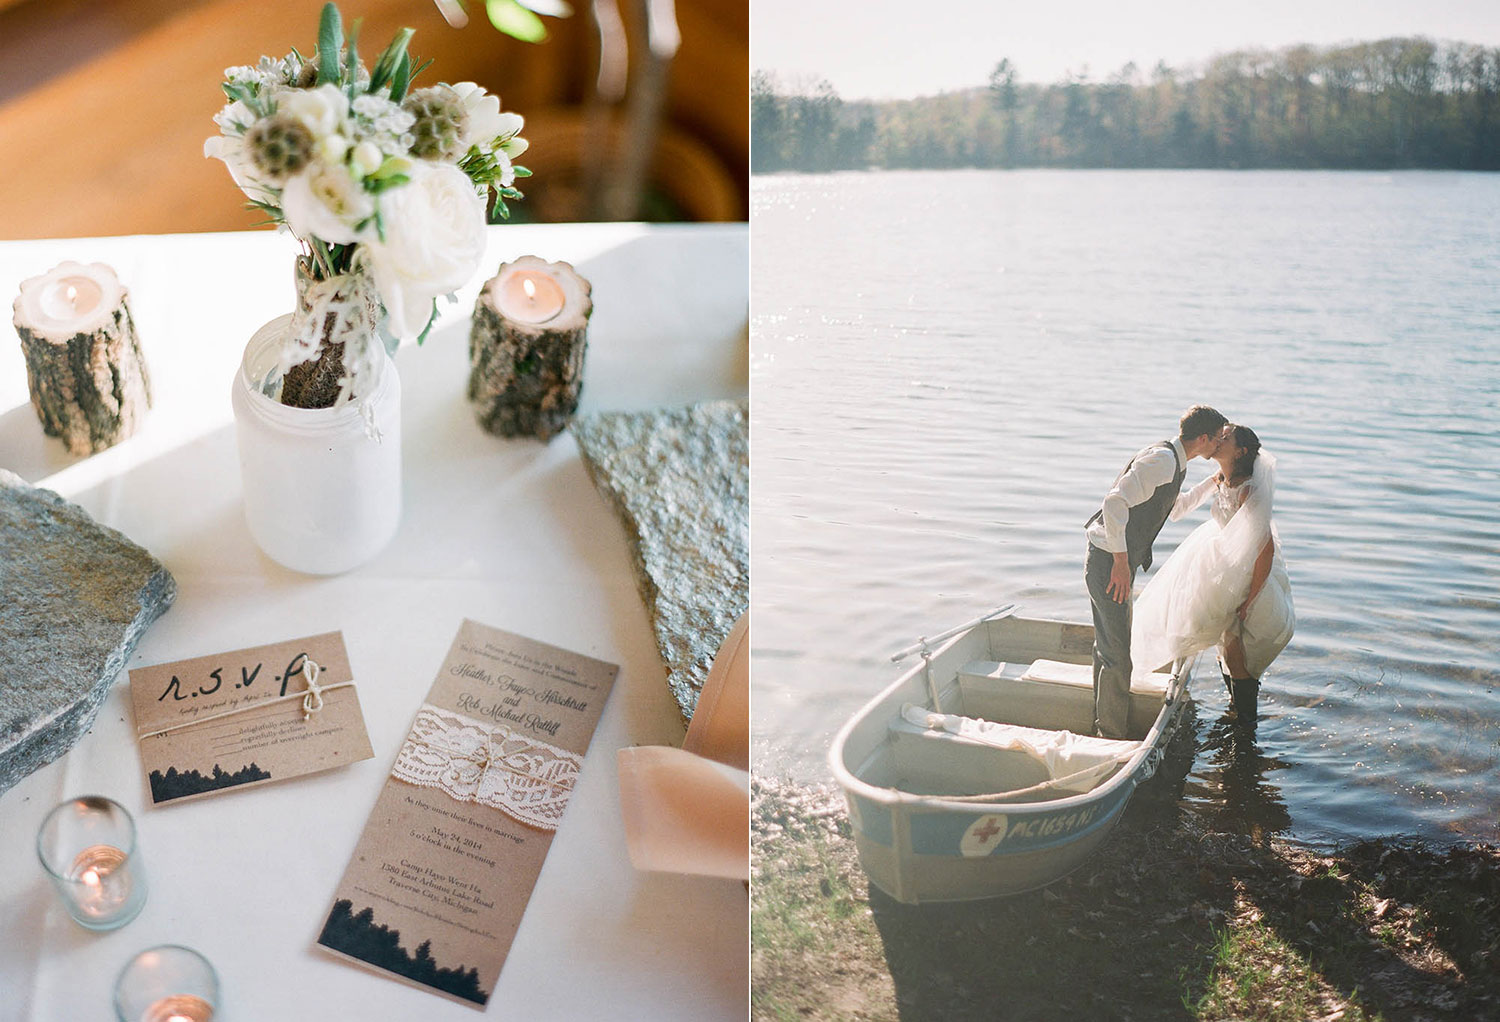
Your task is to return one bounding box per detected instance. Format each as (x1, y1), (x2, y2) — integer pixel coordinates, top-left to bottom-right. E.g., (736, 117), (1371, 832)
(128, 632), (374, 805)
(316, 620), (619, 1009)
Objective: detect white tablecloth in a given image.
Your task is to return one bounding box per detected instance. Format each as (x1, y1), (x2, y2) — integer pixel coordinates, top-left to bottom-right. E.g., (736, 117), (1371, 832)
(0, 223), (748, 1021)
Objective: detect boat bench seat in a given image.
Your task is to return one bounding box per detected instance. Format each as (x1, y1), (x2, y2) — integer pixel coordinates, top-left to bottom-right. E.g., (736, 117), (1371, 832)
(956, 658), (1172, 738)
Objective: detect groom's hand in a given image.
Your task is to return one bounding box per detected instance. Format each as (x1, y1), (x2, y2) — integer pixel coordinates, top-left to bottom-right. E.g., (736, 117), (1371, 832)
(1107, 552), (1131, 603)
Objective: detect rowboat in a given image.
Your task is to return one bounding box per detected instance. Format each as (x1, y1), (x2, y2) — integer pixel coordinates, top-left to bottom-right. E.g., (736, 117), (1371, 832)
(828, 605), (1193, 903)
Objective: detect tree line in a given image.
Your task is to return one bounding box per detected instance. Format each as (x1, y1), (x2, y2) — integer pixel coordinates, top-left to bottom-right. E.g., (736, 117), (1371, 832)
(752, 38), (1500, 173)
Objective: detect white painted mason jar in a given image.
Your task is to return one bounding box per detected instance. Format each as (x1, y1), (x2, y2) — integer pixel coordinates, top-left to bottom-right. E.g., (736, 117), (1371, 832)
(230, 314), (402, 574)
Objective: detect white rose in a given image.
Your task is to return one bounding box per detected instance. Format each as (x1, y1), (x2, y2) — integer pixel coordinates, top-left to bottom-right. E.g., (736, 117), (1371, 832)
(448, 82), (524, 149)
(362, 161), (486, 337)
(281, 162), (374, 245)
(282, 83), (348, 139)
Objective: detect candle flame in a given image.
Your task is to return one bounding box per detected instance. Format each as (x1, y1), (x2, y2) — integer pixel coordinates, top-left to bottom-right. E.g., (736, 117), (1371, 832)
(523, 278), (537, 301)
(65, 284), (78, 308)
(82, 868), (100, 888)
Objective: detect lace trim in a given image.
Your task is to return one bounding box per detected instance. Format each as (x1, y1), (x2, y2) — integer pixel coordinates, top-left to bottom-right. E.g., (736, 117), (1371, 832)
(391, 706), (581, 831)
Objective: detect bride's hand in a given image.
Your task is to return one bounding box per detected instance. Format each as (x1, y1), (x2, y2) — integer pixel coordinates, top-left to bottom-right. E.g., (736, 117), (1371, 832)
(1236, 597), (1251, 620)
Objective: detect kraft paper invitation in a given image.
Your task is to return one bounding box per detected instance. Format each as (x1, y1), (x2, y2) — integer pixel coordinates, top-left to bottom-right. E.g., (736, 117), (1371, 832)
(128, 632), (373, 805)
(316, 620), (619, 1008)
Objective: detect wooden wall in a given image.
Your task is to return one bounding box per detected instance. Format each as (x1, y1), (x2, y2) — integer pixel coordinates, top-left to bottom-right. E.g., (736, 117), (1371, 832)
(0, 0), (746, 238)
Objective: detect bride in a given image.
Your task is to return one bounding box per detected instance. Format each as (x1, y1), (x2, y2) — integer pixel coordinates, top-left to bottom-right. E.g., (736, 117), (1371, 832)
(1132, 424), (1295, 724)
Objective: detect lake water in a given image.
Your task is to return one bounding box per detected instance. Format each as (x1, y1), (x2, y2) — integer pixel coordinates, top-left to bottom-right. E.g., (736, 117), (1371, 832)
(750, 169), (1500, 848)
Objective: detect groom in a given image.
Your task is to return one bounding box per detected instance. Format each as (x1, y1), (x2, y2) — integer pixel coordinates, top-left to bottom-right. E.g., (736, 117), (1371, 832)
(1085, 405), (1226, 738)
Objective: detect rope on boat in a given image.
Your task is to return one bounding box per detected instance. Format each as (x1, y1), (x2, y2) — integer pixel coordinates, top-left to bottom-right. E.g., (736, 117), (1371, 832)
(922, 647), (941, 714)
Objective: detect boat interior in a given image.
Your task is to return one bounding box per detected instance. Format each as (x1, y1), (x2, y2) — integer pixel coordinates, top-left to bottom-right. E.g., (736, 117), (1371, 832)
(855, 615), (1176, 801)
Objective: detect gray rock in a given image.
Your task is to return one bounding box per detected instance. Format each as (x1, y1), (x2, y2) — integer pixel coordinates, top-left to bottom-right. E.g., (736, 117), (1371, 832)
(572, 400), (747, 724)
(0, 470), (176, 794)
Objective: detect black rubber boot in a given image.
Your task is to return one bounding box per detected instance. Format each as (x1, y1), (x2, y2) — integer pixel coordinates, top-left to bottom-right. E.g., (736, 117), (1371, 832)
(1229, 677), (1260, 727)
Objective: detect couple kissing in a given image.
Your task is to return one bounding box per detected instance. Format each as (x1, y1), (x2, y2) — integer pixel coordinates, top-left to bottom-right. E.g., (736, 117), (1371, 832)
(1085, 405), (1295, 739)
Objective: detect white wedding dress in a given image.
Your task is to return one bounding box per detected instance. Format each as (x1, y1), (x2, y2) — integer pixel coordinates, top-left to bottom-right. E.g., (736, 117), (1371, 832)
(1132, 451), (1294, 678)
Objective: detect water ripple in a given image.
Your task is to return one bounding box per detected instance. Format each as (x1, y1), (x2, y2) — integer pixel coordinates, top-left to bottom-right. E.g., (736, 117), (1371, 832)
(752, 169), (1500, 847)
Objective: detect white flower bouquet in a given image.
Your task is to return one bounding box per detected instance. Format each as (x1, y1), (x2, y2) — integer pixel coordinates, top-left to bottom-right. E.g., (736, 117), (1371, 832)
(207, 3), (530, 407)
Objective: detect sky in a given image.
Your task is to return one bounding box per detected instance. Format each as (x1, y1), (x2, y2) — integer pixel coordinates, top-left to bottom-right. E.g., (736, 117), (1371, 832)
(752, 0), (1500, 100)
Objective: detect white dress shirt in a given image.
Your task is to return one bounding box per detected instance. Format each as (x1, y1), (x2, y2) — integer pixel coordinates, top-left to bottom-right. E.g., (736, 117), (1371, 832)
(1086, 438), (1186, 554)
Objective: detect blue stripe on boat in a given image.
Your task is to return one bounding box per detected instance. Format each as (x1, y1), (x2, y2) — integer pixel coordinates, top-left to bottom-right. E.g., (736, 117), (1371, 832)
(908, 784), (1134, 856)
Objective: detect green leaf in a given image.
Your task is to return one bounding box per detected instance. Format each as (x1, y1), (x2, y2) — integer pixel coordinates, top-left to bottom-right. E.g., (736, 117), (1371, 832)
(409, 56), (435, 87)
(512, 165), (532, 178)
(368, 27), (414, 93)
(367, 173), (412, 194)
(344, 19), (362, 97)
(485, 0), (547, 43)
(222, 81), (268, 117)
(415, 301), (440, 346)
(389, 52), (413, 101)
(317, 3), (343, 85)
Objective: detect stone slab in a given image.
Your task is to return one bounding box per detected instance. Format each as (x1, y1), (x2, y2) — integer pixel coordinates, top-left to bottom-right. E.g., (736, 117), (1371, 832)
(0, 470), (177, 795)
(572, 400), (747, 724)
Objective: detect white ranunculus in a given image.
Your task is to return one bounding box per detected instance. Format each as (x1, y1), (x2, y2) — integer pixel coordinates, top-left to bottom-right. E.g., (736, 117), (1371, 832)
(318, 133), (350, 164)
(282, 83), (348, 139)
(350, 141), (384, 177)
(362, 161), (487, 337)
(281, 162), (374, 245)
(448, 82), (523, 149)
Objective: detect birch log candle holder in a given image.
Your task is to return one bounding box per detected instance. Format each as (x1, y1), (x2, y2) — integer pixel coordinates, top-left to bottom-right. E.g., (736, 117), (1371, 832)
(13, 261), (151, 455)
(467, 256), (593, 441)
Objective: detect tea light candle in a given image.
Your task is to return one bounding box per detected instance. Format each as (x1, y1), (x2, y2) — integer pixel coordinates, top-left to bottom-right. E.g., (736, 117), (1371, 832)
(16, 262), (116, 335)
(113, 946), (219, 1022)
(37, 796), (148, 931)
(495, 268), (566, 325)
(468, 256), (593, 441)
(12, 261), (152, 455)
(69, 844), (135, 920)
(140, 995), (214, 1022)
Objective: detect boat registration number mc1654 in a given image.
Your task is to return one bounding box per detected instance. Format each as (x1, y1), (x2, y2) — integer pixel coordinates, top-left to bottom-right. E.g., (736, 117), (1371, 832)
(959, 804), (1104, 857)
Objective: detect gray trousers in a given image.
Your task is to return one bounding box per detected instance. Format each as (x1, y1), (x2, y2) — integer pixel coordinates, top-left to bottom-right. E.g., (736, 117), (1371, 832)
(1086, 544), (1134, 739)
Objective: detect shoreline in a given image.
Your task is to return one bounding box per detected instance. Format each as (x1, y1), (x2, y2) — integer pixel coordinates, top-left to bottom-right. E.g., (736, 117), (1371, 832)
(752, 773), (1499, 1021)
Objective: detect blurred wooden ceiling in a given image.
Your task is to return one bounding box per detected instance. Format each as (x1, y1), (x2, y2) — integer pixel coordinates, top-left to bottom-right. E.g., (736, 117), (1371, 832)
(0, 0), (746, 238)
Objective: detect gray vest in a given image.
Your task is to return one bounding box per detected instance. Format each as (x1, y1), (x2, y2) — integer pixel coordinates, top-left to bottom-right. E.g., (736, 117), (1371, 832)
(1088, 440), (1186, 572)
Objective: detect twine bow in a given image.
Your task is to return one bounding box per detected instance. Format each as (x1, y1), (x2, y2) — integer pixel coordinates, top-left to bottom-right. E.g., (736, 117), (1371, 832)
(300, 657), (325, 720)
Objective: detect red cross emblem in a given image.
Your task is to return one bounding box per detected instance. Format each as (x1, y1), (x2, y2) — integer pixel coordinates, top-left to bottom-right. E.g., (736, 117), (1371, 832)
(973, 817), (1004, 843)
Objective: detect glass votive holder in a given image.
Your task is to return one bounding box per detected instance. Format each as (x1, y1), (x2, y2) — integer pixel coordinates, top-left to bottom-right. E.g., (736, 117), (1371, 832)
(36, 795), (148, 931)
(114, 945), (220, 1022)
